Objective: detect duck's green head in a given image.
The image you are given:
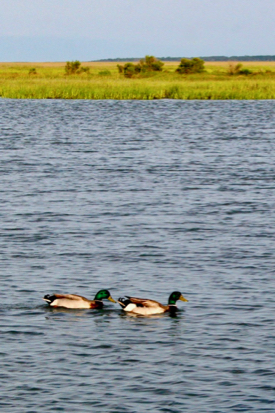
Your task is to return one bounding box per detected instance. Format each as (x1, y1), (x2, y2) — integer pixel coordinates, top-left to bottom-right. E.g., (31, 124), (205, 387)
(168, 291), (188, 305)
(94, 289), (116, 303)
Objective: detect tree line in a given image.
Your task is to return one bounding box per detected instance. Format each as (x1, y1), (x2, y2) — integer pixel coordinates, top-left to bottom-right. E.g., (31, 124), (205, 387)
(97, 55), (275, 62)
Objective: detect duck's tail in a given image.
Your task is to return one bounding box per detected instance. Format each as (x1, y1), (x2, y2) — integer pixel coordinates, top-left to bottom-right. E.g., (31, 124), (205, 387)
(43, 294), (56, 304)
(117, 297), (131, 309)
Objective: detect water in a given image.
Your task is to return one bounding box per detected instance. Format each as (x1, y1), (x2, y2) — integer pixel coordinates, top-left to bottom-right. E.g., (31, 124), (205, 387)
(1, 99), (275, 412)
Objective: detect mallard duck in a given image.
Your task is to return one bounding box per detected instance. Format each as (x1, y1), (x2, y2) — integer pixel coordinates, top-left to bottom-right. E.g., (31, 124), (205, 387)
(43, 289), (116, 309)
(117, 291), (188, 315)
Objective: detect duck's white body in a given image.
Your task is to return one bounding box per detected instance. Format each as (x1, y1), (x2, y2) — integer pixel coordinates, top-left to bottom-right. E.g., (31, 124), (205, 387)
(44, 294), (93, 309)
(121, 300), (167, 315)
(43, 290), (116, 309)
(118, 292), (188, 316)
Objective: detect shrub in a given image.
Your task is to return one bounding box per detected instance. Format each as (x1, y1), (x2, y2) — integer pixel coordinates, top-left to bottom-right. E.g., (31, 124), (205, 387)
(238, 68), (253, 75)
(125, 63), (141, 78)
(80, 66), (90, 73)
(117, 62), (141, 78)
(28, 68), (37, 75)
(227, 63), (243, 75)
(227, 63), (252, 76)
(117, 64), (124, 74)
(139, 55), (164, 72)
(176, 58), (205, 74)
(98, 70), (111, 76)
(65, 60), (81, 75)
(117, 56), (164, 77)
(65, 61), (90, 75)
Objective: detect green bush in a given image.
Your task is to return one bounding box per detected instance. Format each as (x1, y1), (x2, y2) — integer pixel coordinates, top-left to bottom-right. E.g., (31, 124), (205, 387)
(176, 58), (205, 74)
(80, 66), (90, 73)
(239, 68), (253, 75)
(65, 61), (81, 74)
(98, 70), (111, 76)
(117, 64), (124, 74)
(139, 55), (164, 72)
(117, 56), (164, 78)
(227, 63), (243, 75)
(65, 61), (90, 75)
(227, 63), (252, 76)
(28, 68), (37, 75)
(117, 62), (140, 78)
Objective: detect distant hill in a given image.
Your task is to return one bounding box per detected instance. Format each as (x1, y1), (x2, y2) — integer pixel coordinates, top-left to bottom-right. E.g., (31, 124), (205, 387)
(95, 55), (275, 62)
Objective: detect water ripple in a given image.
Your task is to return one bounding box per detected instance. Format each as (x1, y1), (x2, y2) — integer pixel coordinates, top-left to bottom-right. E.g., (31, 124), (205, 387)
(0, 99), (275, 412)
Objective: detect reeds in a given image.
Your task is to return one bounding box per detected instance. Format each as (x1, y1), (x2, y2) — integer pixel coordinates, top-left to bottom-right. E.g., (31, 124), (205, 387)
(1, 61), (275, 99)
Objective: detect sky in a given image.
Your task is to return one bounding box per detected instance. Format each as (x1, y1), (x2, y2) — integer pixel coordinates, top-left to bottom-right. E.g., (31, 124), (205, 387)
(0, 0), (274, 61)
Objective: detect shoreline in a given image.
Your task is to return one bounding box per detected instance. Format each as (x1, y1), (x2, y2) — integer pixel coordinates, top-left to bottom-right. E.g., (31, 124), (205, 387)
(1, 61), (275, 100)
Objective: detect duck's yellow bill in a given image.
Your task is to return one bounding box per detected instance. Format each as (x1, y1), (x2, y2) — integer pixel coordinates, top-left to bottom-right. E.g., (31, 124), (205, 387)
(108, 296), (117, 303)
(180, 295), (188, 302)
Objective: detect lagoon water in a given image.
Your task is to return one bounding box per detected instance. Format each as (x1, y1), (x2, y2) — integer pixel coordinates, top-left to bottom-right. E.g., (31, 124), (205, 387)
(1, 99), (275, 412)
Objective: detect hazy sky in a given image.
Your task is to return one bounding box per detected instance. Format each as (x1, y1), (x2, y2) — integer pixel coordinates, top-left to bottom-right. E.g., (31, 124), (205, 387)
(0, 0), (274, 61)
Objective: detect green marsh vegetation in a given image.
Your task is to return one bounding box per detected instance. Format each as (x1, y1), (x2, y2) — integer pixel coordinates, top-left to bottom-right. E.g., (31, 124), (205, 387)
(0, 59), (275, 99)
(117, 55), (164, 77)
(65, 60), (90, 75)
(176, 57), (205, 74)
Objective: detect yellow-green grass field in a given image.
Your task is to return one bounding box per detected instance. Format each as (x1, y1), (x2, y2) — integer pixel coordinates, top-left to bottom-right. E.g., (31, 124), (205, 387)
(1, 61), (275, 99)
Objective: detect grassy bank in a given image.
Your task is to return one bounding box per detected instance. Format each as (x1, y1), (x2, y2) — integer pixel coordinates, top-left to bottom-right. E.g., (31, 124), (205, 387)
(1, 61), (275, 99)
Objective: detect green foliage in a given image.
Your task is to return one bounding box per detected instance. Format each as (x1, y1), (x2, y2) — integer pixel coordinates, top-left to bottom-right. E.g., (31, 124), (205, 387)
(117, 64), (124, 74)
(117, 56), (164, 78)
(65, 60), (81, 74)
(2, 76), (275, 100)
(65, 61), (90, 75)
(227, 63), (243, 75)
(80, 66), (90, 73)
(139, 55), (164, 72)
(98, 70), (111, 76)
(239, 68), (253, 75)
(117, 62), (139, 78)
(176, 58), (205, 74)
(2, 61), (275, 100)
(227, 63), (252, 76)
(28, 68), (37, 75)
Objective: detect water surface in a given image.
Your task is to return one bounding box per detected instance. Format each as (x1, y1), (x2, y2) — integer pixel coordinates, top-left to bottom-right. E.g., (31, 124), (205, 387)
(1, 99), (275, 412)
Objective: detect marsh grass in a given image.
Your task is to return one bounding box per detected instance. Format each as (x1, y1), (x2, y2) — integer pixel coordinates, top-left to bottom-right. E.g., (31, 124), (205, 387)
(1, 61), (275, 99)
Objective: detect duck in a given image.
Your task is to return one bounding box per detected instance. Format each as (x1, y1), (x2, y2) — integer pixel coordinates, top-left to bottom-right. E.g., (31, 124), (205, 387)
(43, 289), (116, 309)
(117, 291), (188, 316)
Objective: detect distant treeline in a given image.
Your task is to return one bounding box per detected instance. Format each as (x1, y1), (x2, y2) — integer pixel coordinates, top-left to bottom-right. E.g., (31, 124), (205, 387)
(96, 55), (275, 62)
(199, 56), (275, 62)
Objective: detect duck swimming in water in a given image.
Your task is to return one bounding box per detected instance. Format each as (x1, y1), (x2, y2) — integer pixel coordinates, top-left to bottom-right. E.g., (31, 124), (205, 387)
(43, 289), (116, 309)
(117, 291), (188, 316)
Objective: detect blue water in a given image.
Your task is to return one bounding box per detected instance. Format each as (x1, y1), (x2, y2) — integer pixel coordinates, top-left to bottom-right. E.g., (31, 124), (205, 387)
(1, 99), (275, 412)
